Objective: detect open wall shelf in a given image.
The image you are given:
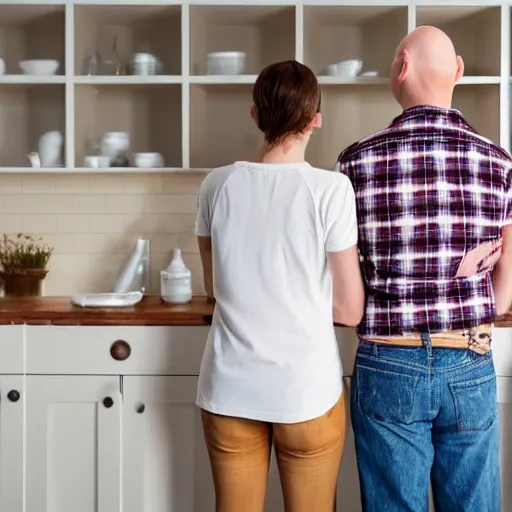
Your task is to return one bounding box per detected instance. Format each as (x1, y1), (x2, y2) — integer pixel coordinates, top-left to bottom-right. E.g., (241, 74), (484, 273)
(0, 0), (510, 173)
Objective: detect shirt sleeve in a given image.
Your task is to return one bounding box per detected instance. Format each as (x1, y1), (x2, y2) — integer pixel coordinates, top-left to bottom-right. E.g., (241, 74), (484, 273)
(194, 180), (211, 236)
(325, 179), (358, 253)
(504, 167), (512, 226)
(334, 147), (353, 180)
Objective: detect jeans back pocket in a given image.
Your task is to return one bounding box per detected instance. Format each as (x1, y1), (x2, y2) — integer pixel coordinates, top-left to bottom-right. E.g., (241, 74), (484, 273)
(356, 364), (419, 424)
(449, 373), (498, 432)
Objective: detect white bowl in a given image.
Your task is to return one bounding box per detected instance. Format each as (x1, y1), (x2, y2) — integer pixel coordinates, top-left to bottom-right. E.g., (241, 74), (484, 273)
(84, 155), (111, 168)
(19, 59), (59, 76)
(326, 59), (363, 78)
(206, 52), (245, 75)
(133, 152), (164, 169)
(360, 70), (378, 77)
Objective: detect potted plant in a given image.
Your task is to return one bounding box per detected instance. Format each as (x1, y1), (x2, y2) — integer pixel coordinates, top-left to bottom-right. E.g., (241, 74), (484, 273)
(0, 234), (54, 297)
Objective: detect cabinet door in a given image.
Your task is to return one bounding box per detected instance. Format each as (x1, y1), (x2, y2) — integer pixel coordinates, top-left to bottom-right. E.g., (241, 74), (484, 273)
(0, 375), (24, 512)
(123, 376), (215, 512)
(25, 376), (121, 512)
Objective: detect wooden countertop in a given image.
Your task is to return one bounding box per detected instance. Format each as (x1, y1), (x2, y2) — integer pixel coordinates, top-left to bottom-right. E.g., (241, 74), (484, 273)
(0, 295), (214, 326)
(0, 295), (511, 328)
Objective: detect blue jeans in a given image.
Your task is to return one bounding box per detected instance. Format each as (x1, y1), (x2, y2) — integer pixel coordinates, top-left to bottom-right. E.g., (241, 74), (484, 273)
(351, 336), (500, 512)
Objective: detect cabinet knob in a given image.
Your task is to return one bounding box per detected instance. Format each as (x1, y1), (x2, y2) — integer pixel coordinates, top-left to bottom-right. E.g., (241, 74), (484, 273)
(7, 390), (20, 402)
(110, 340), (131, 361)
(136, 403), (145, 414)
(103, 396), (114, 408)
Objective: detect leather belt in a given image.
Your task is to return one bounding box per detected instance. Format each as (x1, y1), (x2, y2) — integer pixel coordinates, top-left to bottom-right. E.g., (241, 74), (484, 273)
(362, 324), (492, 354)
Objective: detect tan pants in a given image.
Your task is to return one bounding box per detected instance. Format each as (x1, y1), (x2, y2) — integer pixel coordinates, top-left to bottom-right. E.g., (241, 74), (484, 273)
(201, 395), (346, 512)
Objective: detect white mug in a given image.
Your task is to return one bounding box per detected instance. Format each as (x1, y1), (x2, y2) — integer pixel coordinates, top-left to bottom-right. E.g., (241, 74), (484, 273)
(84, 155), (111, 168)
(0, 58), (5, 76)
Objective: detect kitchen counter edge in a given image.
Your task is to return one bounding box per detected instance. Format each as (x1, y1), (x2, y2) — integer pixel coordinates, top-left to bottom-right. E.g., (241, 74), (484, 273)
(0, 295), (511, 328)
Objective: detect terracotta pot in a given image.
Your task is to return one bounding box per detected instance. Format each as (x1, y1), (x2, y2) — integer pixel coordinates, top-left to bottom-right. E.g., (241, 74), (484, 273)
(1, 268), (48, 297)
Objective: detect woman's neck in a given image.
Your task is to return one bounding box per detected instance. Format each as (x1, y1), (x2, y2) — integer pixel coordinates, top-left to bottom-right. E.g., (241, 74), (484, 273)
(254, 135), (309, 165)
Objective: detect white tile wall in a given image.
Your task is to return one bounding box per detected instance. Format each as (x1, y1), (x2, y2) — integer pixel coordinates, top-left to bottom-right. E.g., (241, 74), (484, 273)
(0, 173), (205, 296)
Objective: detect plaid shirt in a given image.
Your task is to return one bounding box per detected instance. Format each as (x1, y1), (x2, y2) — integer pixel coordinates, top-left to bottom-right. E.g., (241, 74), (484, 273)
(336, 105), (512, 337)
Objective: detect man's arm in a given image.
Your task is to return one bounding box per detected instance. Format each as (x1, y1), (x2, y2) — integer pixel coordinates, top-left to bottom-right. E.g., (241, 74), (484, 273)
(198, 236), (214, 301)
(492, 225), (512, 316)
(328, 246), (365, 326)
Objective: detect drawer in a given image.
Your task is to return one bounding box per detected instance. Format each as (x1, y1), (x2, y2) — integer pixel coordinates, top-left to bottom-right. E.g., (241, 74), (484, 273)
(0, 325), (23, 374)
(25, 325), (209, 375)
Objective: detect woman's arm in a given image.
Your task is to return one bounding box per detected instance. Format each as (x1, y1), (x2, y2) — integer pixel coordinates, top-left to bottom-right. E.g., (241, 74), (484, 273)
(198, 236), (214, 301)
(328, 246), (365, 326)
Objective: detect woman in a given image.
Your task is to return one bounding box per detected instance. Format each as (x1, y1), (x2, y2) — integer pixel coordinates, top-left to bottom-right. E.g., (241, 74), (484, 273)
(195, 60), (364, 512)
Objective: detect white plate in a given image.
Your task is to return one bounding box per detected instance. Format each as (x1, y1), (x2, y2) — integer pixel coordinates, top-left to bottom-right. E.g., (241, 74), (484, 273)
(70, 291), (143, 308)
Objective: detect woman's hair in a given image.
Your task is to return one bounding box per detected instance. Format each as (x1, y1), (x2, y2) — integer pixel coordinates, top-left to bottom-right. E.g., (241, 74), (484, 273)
(252, 60), (321, 146)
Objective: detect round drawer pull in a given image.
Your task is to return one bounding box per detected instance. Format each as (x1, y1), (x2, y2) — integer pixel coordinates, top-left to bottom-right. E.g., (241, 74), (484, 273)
(103, 396), (114, 408)
(136, 403), (145, 414)
(110, 340), (131, 361)
(7, 390), (20, 402)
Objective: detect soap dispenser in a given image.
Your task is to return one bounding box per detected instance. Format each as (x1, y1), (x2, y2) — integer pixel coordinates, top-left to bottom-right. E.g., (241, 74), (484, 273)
(160, 248), (193, 304)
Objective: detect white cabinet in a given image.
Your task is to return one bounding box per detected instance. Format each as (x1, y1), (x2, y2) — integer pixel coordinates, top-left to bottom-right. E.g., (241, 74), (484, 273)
(0, 375), (24, 512)
(25, 375), (121, 512)
(0, 1), (507, 172)
(122, 376), (214, 512)
(15, 325), (512, 512)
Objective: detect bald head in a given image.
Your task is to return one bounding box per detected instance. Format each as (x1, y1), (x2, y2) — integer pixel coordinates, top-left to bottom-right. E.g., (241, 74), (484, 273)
(390, 26), (464, 110)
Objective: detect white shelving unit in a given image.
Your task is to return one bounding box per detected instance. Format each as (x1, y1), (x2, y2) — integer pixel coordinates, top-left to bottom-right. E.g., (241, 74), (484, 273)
(0, 0), (509, 173)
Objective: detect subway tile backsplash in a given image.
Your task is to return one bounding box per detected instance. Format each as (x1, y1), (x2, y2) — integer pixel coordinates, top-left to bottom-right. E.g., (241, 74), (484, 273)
(0, 174), (205, 296)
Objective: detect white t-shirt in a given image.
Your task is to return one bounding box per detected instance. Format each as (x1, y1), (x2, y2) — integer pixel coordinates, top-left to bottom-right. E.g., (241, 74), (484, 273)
(195, 161), (358, 423)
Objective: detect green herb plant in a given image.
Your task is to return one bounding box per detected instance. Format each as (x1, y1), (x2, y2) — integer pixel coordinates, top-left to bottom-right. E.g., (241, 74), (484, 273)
(0, 234), (54, 274)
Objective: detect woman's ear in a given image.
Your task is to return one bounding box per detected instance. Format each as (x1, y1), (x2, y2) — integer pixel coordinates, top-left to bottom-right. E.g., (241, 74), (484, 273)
(250, 105), (257, 122)
(308, 112), (322, 131)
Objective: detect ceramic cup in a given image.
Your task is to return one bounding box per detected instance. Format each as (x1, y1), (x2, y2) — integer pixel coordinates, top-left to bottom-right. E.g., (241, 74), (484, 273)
(84, 155), (111, 168)
(0, 58), (5, 76)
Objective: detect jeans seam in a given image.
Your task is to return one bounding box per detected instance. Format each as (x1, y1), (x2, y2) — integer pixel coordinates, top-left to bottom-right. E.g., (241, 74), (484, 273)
(448, 353), (494, 376)
(356, 353), (427, 372)
(358, 351), (492, 374)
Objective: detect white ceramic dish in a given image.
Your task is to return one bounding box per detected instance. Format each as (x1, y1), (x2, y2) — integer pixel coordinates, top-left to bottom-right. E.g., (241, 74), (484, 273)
(84, 155), (111, 168)
(133, 152), (164, 168)
(19, 59), (59, 76)
(71, 291), (143, 308)
(326, 59), (363, 78)
(360, 70), (379, 77)
(206, 51), (245, 75)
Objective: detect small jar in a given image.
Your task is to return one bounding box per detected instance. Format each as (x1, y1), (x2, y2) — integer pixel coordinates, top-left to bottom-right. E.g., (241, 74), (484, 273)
(161, 248), (192, 304)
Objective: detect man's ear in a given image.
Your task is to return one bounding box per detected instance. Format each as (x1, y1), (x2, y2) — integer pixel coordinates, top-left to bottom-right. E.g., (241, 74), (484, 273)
(455, 55), (464, 83)
(398, 49), (409, 83)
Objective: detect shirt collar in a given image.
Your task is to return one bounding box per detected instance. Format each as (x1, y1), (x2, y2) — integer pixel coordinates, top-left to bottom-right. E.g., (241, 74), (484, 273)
(391, 105), (466, 128)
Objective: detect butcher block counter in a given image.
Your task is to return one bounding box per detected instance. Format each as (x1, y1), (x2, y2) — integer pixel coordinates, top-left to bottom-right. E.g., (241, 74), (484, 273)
(0, 295), (214, 326)
(0, 295), (511, 327)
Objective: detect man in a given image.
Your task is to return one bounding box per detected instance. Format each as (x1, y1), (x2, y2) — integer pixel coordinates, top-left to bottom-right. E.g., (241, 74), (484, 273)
(336, 26), (512, 511)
